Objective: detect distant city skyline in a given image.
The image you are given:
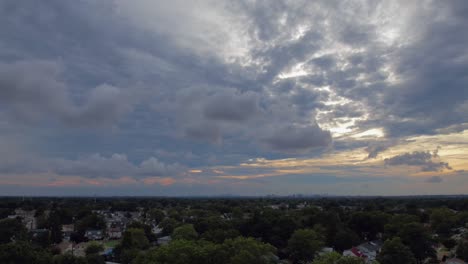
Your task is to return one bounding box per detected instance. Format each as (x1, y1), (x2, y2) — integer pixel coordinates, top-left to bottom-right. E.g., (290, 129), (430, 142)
(0, 1), (467, 196)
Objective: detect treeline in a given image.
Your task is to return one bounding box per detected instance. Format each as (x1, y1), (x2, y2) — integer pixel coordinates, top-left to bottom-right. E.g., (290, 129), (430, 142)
(0, 197), (468, 263)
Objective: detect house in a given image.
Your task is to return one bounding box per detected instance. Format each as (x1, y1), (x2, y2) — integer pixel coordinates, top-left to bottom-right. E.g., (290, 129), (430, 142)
(152, 225), (163, 235)
(62, 224), (74, 241)
(356, 240), (382, 262)
(9, 209), (37, 230)
(343, 247), (367, 261)
(157, 236), (172, 245)
(85, 229), (104, 240)
(107, 227), (122, 239)
(30, 229), (50, 238)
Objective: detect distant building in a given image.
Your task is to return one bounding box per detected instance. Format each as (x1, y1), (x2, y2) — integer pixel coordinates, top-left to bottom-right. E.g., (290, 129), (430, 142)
(343, 240), (382, 263)
(343, 247), (367, 261)
(62, 224), (74, 241)
(107, 227), (122, 239)
(357, 240), (382, 262)
(157, 236), (172, 245)
(85, 229), (104, 240)
(152, 225), (163, 235)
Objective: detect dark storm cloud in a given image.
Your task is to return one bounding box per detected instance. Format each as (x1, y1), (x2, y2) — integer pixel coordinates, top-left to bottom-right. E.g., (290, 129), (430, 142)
(384, 150), (452, 172)
(203, 92), (259, 122)
(185, 122), (222, 144)
(264, 124), (332, 152)
(0, 0), (467, 195)
(0, 60), (132, 127)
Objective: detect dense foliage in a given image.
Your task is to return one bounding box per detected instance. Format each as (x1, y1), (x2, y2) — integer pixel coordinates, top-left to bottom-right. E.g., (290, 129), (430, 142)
(0, 196), (467, 263)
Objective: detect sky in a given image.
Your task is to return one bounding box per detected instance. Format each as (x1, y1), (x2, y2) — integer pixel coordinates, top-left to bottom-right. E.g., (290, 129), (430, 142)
(0, 0), (467, 196)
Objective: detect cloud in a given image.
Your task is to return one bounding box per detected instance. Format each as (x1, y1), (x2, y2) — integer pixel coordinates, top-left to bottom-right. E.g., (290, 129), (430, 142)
(0, 60), (132, 128)
(425, 176), (443, 183)
(203, 92), (259, 122)
(185, 122), (222, 144)
(0, 0), (467, 195)
(384, 150), (452, 172)
(263, 124), (332, 152)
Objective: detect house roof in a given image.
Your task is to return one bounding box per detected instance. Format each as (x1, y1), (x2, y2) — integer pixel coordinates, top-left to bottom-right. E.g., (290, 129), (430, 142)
(350, 247), (367, 258)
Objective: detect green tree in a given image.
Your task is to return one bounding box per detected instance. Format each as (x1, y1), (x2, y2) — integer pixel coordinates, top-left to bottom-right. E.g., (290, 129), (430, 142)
(134, 239), (219, 264)
(333, 228), (361, 252)
(85, 241), (104, 256)
(0, 218), (27, 244)
(86, 253), (105, 264)
(398, 223), (435, 262)
(172, 224), (198, 240)
(456, 240), (468, 262)
(220, 237), (277, 264)
(52, 254), (87, 264)
(336, 256), (365, 264)
(0, 241), (52, 264)
(201, 228), (240, 243)
(121, 228), (150, 250)
(287, 229), (324, 263)
(377, 237), (416, 264)
(312, 252), (364, 264)
(349, 211), (388, 240)
(116, 228), (150, 264)
(47, 210), (63, 244)
(127, 221), (156, 242)
(159, 218), (180, 235)
(430, 208), (456, 236)
(147, 209), (165, 223)
(312, 252), (341, 264)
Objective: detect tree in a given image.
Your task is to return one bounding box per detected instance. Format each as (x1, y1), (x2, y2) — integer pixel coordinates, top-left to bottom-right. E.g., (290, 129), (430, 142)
(442, 238), (457, 250)
(86, 253), (105, 264)
(172, 224), (198, 240)
(134, 236), (277, 264)
(46, 210), (63, 244)
(349, 211), (388, 240)
(0, 218), (27, 244)
(127, 221), (156, 242)
(52, 254), (87, 264)
(121, 228), (150, 249)
(312, 252), (341, 264)
(333, 228), (360, 252)
(134, 239), (218, 264)
(312, 252), (364, 264)
(377, 237), (416, 264)
(201, 228), (240, 243)
(0, 241), (52, 264)
(116, 228), (150, 264)
(336, 256), (365, 264)
(287, 229), (324, 263)
(456, 240), (468, 262)
(220, 237), (278, 264)
(85, 241), (104, 256)
(430, 208), (456, 236)
(147, 209), (165, 223)
(398, 223), (435, 262)
(159, 218), (180, 235)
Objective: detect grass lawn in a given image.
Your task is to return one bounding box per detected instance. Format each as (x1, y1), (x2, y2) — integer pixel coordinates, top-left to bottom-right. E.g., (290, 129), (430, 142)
(103, 240), (120, 248)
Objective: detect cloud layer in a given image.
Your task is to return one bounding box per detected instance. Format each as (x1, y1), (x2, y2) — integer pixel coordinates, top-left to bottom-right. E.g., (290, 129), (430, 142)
(0, 0), (467, 195)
